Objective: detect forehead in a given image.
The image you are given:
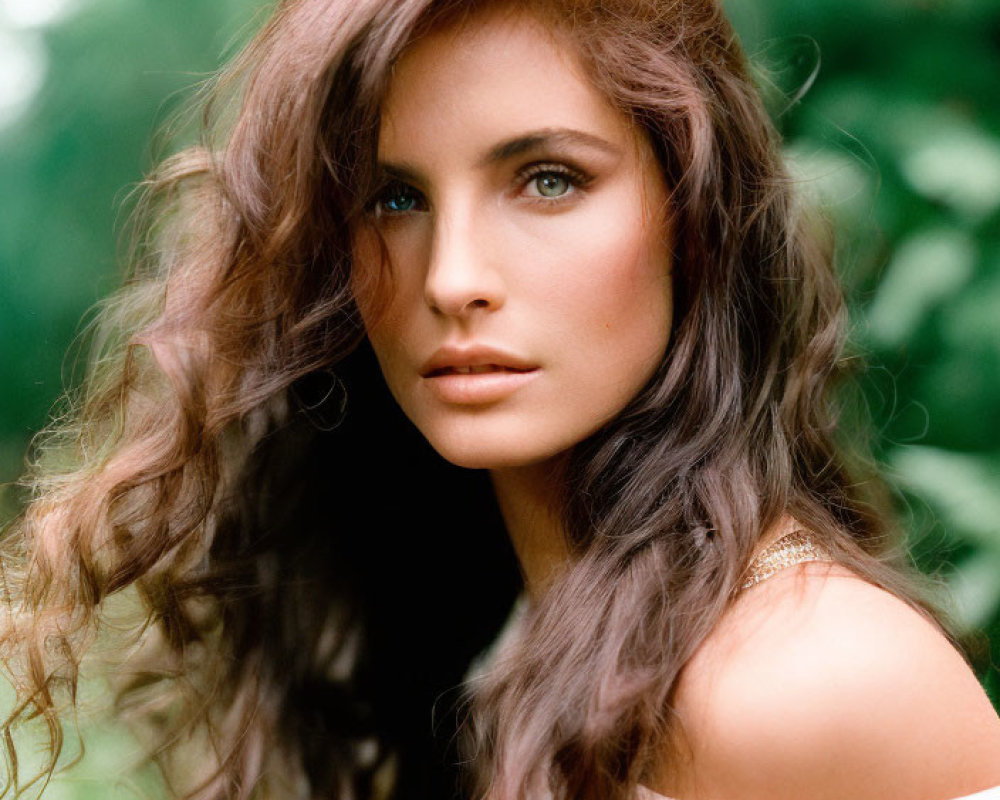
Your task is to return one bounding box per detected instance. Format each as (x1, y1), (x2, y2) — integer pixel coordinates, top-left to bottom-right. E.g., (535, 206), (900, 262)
(378, 9), (639, 161)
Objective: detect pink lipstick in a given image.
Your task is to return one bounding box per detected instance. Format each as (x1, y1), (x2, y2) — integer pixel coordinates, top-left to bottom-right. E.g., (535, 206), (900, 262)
(420, 345), (539, 404)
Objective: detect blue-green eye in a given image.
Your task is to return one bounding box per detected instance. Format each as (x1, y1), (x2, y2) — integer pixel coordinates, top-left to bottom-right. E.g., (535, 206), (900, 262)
(520, 163), (590, 202)
(373, 182), (422, 215)
(534, 173), (570, 198)
(385, 191), (415, 212)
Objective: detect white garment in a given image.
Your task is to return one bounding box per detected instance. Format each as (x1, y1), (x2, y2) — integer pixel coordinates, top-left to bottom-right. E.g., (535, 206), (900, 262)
(952, 788), (1000, 800)
(640, 786), (1000, 800)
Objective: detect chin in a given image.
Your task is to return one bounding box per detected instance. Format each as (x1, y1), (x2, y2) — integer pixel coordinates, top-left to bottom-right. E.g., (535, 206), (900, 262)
(430, 443), (554, 471)
(422, 427), (567, 471)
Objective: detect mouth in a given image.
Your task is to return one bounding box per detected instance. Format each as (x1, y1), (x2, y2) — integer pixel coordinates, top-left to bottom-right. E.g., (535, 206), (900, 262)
(425, 364), (536, 377)
(418, 346), (540, 403)
(420, 361), (540, 405)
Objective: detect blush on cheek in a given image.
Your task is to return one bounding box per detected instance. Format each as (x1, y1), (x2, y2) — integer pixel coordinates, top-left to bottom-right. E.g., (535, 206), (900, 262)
(593, 236), (664, 313)
(593, 229), (673, 366)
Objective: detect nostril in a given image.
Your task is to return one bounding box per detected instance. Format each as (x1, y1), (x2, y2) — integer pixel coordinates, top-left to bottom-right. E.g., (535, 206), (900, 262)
(424, 276), (503, 316)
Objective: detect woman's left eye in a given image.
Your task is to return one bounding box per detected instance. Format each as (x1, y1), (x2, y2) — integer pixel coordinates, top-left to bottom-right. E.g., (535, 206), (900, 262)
(532, 172), (571, 198)
(519, 164), (590, 202)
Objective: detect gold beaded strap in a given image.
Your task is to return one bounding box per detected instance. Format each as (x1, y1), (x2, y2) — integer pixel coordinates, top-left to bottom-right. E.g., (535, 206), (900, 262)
(739, 529), (835, 591)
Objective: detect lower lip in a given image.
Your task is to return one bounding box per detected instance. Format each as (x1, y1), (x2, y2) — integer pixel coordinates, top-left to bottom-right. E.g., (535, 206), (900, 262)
(423, 369), (540, 404)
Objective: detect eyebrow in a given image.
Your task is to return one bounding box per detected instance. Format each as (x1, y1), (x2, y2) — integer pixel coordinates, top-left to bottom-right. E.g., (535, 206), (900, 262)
(376, 127), (622, 185)
(476, 128), (622, 167)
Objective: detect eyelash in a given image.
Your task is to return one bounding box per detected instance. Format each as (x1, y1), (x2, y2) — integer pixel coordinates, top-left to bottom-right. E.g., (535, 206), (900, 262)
(517, 162), (592, 205)
(367, 161), (593, 218)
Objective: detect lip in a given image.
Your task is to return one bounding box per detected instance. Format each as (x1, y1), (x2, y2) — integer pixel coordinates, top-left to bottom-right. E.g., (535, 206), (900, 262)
(420, 344), (540, 404)
(420, 344), (538, 377)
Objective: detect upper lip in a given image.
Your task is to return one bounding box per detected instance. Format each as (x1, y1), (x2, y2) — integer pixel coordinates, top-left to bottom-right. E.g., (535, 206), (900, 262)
(420, 345), (538, 377)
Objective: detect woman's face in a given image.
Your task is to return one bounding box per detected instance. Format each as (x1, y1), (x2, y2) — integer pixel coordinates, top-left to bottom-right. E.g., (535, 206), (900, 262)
(352, 9), (673, 470)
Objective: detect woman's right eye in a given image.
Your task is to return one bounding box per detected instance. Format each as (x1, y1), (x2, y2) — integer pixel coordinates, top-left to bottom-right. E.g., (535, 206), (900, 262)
(371, 182), (424, 216)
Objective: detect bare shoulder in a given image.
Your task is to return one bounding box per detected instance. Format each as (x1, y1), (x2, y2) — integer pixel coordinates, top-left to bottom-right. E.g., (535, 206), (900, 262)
(661, 562), (1000, 800)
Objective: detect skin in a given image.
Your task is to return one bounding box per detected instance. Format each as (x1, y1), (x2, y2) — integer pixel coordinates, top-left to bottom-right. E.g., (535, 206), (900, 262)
(351, 8), (672, 592)
(651, 562), (1000, 799)
(352, 8), (1000, 799)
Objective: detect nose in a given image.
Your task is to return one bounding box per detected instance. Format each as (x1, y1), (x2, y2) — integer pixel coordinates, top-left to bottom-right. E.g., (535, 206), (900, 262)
(423, 209), (505, 318)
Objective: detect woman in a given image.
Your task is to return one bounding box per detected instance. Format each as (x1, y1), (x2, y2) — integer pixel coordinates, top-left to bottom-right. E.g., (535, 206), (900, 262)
(2, 0), (999, 798)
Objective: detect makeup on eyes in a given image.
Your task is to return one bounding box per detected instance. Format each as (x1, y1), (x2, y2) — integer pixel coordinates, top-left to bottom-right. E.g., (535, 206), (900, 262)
(367, 156), (597, 219)
(516, 161), (594, 200)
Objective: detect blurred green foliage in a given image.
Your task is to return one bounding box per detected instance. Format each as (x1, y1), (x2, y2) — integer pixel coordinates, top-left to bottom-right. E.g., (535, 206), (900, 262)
(727, 0), (1000, 705)
(0, 0), (266, 496)
(0, 0), (998, 793)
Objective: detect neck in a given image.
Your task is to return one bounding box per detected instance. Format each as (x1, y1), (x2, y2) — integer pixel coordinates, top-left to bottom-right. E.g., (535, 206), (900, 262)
(490, 459), (571, 599)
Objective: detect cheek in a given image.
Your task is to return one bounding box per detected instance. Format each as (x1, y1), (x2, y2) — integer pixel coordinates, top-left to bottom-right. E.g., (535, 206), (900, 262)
(349, 228), (408, 401)
(537, 205), (673, 363)
(350, 226), (388, 330)
(597, 221), (669, 324)
(350, 225), (416, 356)
(351, 221), (432, 331)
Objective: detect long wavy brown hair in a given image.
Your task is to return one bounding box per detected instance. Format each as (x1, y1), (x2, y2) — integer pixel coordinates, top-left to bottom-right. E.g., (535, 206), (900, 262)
(0, 1), (961, 799)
